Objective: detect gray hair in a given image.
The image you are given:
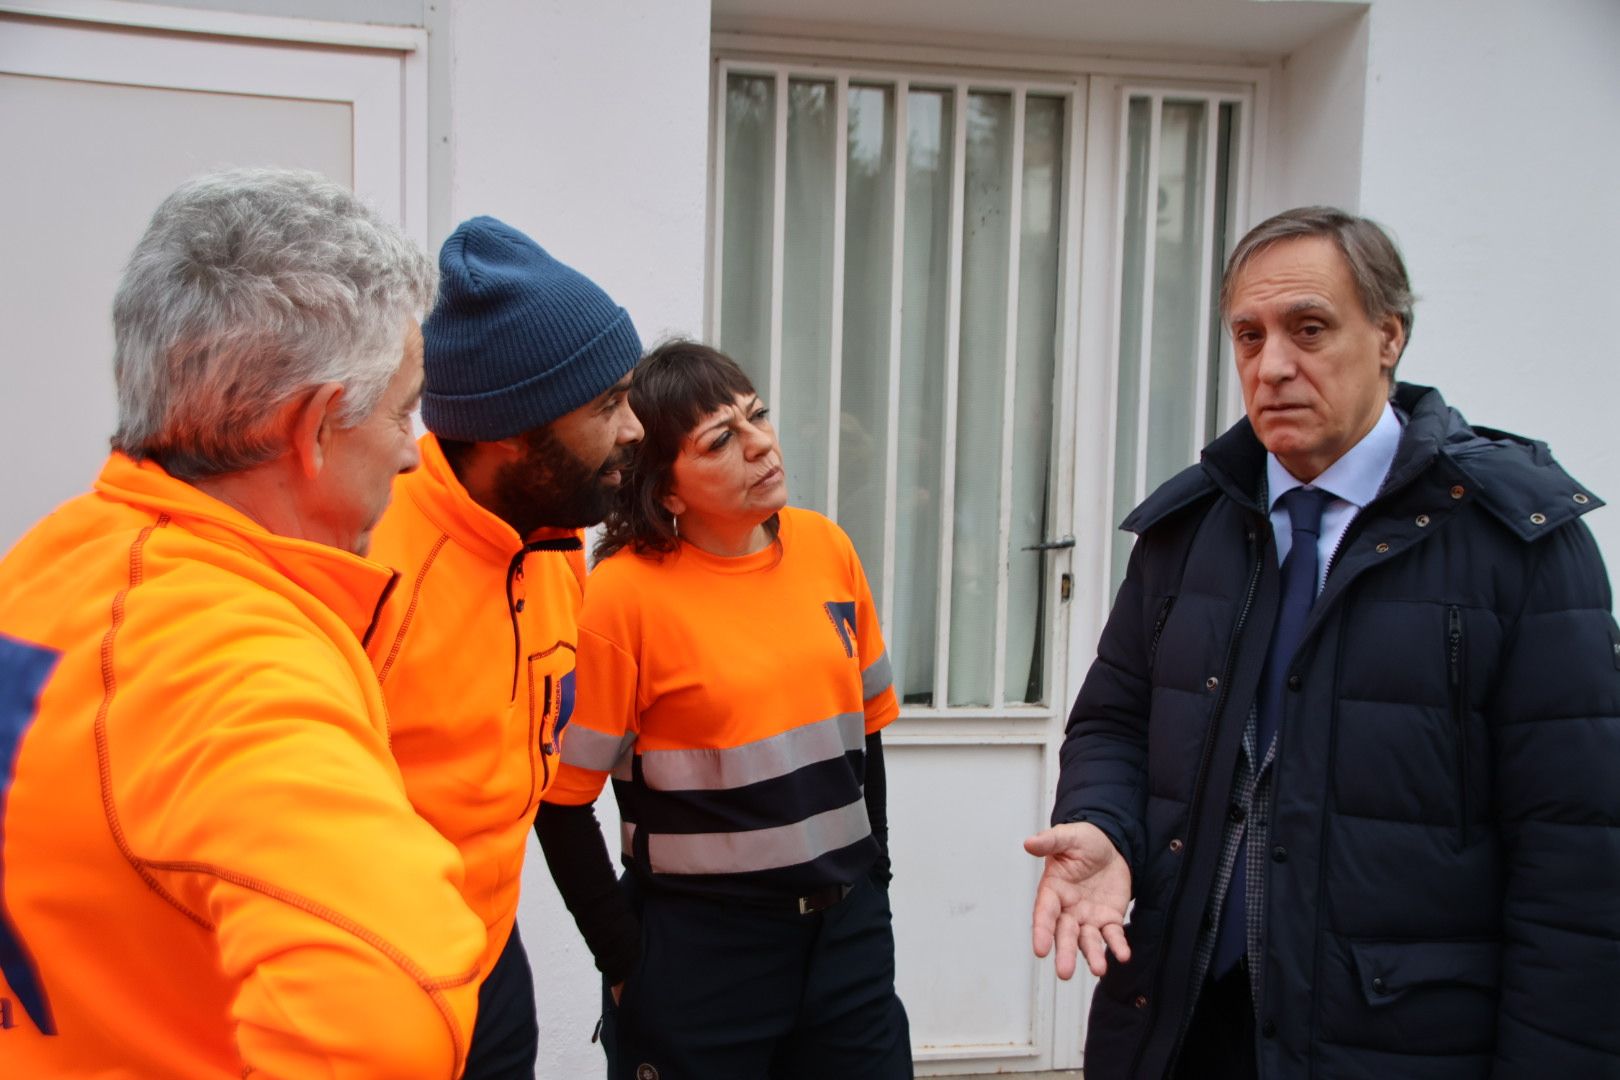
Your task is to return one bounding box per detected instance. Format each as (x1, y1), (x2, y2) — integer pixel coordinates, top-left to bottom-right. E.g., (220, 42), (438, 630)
(1220, 206), (1415, 365)
(110, 168), (436, 480)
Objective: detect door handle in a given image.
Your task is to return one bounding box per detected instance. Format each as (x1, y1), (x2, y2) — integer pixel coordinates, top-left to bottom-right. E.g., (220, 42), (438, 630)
(1021, 535), (1076, 552)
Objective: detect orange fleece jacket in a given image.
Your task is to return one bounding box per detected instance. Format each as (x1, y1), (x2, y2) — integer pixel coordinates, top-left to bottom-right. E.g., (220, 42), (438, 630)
(368, 434), (582, 978)
(0, 454), (485, 1079)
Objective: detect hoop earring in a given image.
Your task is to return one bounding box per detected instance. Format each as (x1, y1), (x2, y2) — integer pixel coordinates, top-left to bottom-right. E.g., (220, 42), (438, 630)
(672, 514), (679, 538)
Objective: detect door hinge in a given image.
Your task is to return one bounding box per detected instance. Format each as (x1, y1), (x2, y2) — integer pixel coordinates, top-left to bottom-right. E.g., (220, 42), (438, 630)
(1060, 572), (1073, 602)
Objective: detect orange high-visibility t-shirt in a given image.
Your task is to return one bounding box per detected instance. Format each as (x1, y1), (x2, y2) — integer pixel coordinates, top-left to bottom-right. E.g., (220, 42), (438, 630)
(546, 507), (898, 902)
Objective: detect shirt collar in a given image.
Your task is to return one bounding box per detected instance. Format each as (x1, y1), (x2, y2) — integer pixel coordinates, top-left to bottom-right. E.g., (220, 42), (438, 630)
(1265, 401), (1403, 513)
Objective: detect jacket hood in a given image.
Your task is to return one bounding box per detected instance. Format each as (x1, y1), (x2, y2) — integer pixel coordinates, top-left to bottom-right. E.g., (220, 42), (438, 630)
(1122, 383), (1602, 540)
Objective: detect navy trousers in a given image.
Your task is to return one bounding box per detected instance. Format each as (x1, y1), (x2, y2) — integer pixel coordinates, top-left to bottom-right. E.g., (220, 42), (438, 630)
(600, 874), (911, 1080)
(464, 922), (540, 1080)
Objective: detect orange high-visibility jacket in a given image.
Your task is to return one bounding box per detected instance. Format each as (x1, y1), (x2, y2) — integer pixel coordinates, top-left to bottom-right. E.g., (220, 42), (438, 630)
(0, 454), (485, 1079)
(368, 434), (582, 978)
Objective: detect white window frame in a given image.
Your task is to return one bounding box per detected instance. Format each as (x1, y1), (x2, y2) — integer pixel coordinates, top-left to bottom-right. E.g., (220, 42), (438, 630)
(709, 37), (1271, 724)
(710, 36), (1271, 1074)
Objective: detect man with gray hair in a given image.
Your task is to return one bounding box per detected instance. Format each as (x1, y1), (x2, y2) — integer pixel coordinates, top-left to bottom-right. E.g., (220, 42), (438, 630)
(0, 169), (486, 1077)
(1027, 207), (1620, 1077)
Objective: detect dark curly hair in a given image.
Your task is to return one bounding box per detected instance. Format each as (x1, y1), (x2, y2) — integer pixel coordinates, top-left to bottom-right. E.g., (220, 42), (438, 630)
(595, 339), (780, 561)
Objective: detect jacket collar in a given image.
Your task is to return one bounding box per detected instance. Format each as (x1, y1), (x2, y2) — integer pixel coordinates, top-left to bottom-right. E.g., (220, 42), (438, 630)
(397, 433), (528, 564)
(1122, 382), (1602, 539)
(94, 453), (399, 642)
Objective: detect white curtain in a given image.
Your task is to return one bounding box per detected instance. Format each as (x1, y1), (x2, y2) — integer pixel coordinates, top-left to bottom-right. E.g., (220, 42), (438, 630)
(946, 92), (1014, 707)
(837, 85), (896, 602)
(1110, 95), (1239, 593)
(892, 88), (952, 704)
(721, 74), (776, 391)
(719, 78), (1068, 709)
(1004, 96), (1064, 704)
(781, 81), (836, 515)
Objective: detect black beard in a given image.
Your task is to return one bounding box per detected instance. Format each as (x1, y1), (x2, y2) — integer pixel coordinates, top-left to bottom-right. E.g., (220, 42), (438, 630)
(487, 425), (622, 536)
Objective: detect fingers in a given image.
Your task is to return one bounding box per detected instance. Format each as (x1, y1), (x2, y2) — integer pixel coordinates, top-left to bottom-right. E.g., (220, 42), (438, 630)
(1102, 921), (1132, 965)
(1077, 921), (1110, 978)
(1023, 828), (1064, 858)
(1031, 885), (1060, 959)
(1037, 892), (1129, 979)
(1053, 911), (1080, 981)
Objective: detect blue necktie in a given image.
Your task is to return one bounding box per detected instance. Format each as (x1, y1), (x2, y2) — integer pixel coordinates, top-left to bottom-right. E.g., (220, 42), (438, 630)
(1212, 486), (1332, 979)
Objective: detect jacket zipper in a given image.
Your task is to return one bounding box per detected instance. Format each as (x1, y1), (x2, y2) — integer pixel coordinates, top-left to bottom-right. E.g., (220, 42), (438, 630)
(1148, 596), (1176, 677)
(536, 672), (553, 811)
(1143, 532), (1265, 1079)
(1448, 605), (1469, 849)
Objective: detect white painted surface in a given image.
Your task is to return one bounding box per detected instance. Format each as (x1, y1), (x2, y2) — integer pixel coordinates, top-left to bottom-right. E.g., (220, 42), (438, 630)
(714, 0), (1364, 61)
(1355, 0), (1620, 576)
(1267, 10), (1367, 213)
(889, 743), (1046, 1060)
(437, 0), (712, 348)
(430, 4), (715, 1077)
(0, 14), (413, 554)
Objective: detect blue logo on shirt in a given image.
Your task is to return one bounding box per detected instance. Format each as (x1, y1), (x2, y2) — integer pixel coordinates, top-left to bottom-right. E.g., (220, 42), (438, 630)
(823, 601), (857, 659)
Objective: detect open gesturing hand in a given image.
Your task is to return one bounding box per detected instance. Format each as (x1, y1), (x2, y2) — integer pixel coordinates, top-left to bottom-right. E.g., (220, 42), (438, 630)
(1025, 822), (1133, 979)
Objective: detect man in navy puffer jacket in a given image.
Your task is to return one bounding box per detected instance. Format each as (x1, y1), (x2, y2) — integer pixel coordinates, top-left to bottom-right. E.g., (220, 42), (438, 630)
(1027, 207), (1620, 1079)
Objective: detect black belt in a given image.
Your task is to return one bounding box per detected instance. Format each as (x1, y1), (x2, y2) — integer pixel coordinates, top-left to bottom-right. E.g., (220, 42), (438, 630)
(791, 883), (853, 915)
(640, 880), (853, 915)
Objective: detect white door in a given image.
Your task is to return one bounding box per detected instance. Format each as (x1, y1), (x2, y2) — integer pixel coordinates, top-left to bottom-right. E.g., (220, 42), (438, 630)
(711, 53), (1256, 1074)
(0, 7), (425, 551)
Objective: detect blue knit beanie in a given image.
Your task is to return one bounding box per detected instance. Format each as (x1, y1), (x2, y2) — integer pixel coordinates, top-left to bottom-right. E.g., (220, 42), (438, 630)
(420, 216), (642, 440)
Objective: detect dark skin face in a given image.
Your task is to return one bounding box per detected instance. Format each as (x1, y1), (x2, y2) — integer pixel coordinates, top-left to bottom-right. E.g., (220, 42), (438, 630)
(477, 373), (642, 535)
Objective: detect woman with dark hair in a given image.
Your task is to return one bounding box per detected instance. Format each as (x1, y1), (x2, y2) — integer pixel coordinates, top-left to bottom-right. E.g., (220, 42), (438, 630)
(536, 340), (911, 1079)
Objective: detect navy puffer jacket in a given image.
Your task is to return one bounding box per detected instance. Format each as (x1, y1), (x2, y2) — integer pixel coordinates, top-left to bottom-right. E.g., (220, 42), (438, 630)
(1054, 384), (1620, 1079)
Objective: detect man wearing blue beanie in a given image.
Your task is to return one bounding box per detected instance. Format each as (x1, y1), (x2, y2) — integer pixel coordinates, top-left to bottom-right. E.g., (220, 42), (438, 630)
(367, 216), (644, 1078)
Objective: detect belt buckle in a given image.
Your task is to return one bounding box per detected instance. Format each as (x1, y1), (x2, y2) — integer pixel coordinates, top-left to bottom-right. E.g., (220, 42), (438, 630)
(796, 884), (852, 915)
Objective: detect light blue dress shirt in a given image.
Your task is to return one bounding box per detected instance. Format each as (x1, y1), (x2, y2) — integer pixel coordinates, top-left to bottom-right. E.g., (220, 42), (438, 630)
(1266, 403), (1403, 594)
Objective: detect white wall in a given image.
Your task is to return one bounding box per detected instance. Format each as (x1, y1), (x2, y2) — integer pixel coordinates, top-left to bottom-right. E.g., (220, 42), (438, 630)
(1267, 11), (1368, 213)
(1297, 0), (1620, 573)
(433, 0), (712, 348)
(429, 3), (714, 1076)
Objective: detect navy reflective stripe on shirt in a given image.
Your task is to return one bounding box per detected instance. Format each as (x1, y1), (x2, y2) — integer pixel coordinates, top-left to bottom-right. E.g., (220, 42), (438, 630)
(610, 708), (878, 898)
(0, 633), (61, 1035)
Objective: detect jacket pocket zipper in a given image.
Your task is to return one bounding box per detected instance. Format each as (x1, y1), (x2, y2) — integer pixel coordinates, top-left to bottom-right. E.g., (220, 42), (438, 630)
(538, 672), (553, 802)
(1148, 595), (1176, 677)
(1448, 605), (1469, 848)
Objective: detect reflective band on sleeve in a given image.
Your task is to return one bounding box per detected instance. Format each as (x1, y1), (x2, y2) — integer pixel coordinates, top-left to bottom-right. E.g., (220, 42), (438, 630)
(860, 650), (893, 700)
(645, 798), (871, 876)
(560, 724), (637, 772)
(638, 711), (864, 792)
